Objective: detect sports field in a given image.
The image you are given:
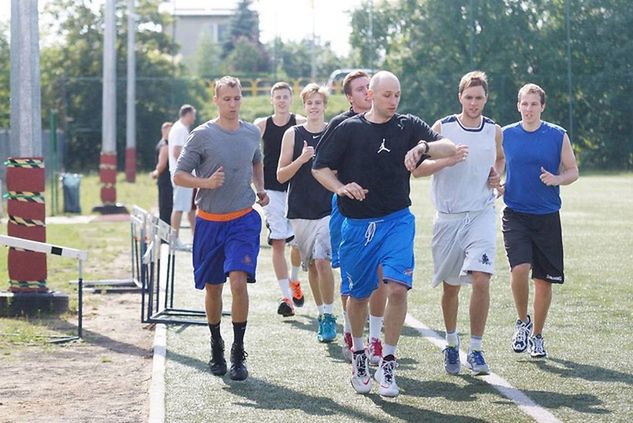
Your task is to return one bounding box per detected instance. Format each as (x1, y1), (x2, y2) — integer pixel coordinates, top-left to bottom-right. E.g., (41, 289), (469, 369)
(161, 174), (632, 422)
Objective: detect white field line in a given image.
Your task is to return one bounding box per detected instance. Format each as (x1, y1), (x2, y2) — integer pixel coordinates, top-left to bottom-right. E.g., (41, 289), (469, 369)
(148, 323), (167, 423)
(405, 314), (562, 423)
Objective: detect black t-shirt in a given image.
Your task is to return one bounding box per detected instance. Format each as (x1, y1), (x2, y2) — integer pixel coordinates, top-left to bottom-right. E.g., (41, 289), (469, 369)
(263, 114), (296, 191)
(313, 113), (442, 219)
(287, 126), (332, 220)
(155, 139), (172, 189)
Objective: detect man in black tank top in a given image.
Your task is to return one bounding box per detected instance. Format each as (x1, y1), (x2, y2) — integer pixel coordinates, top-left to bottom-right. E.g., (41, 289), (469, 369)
(151, 122), (173, 224)
(254, 82), (307, 317)
(278, 83), (336, 343)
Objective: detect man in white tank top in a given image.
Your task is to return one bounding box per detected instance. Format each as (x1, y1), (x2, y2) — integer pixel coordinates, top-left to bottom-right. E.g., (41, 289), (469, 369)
(412, 71), (504, 375)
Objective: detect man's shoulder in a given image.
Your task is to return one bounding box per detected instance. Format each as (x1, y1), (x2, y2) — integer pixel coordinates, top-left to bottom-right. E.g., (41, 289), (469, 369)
(502, 121), (522, 133)
(240, 121), (262, 138)
(541, 121), (567, 135)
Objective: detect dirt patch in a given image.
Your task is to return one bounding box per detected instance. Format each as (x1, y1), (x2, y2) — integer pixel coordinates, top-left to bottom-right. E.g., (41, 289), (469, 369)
(0, 292), (155, 423)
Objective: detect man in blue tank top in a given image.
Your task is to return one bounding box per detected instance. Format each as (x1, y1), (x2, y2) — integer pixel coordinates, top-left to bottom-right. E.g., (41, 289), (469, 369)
(254, 82), (307, 318)
(413, 71), (504, 376)
(313, 71), (456, 397)
(502, 83), (579, 359)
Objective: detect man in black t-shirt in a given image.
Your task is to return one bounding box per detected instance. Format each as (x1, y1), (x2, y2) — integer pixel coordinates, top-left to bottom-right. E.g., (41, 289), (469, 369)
(313, 71), (456, 397)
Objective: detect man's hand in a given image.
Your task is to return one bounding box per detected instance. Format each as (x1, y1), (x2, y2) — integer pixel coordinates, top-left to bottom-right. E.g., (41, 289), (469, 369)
(446, 144), (469, 167)
(336, 182), (368, 201)
(298, 141), (315, 164)
(205, 166), (225, 189)
(488, 166), (501, 188)
(540, 166), (560, 186)
(256, 191), (269, 206)
(404, 143), (428, 171)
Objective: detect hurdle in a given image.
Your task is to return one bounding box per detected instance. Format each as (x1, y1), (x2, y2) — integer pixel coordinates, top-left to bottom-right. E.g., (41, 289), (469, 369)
(133, 206), (208, 326)
(0, 234), (87, 342)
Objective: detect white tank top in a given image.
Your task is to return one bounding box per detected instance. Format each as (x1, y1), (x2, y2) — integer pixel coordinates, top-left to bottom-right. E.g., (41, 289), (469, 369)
(431, 115), (497, 213)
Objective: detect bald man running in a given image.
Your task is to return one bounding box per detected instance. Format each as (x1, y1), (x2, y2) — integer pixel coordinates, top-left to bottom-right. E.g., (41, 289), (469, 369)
(313, 71), (456, 397)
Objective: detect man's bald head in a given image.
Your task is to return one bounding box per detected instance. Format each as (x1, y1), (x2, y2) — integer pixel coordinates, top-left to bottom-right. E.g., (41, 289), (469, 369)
(369, 71), (400, 92)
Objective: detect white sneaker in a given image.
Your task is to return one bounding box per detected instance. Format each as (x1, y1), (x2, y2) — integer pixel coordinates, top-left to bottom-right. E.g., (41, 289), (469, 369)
(350, 351), (372, 394)
(528, 334), (548, 358)
(172, 238), (191, 251)
(374, 357), (399, 397)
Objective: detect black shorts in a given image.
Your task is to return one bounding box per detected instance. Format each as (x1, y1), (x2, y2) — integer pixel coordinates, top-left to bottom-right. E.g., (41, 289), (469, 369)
(502, 208), (564, 284)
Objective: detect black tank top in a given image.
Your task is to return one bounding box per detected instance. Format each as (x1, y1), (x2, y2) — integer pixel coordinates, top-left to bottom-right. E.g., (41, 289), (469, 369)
(287, 126), (332, 220)
(263, 114), (297, 191)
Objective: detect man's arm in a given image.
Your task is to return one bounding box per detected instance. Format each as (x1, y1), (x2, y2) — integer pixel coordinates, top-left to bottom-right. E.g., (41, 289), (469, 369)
(405, 138), (457, 172)
(277, 128), (313, 184)
(489, 124), (505, 189)
(412, 121), (465, 177)
(173, 167), (224, 189)
(253, 117), (266, 137)
(151, 144), (169, 179)
(540, 133), (579, 186)
(252, 160), (269, 206)
(312, 167), (368, 201)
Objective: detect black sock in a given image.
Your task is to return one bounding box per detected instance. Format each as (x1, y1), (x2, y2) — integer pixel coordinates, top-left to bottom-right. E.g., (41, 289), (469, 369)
(209, 322), (222, 343)
(233, 321), (247, 346)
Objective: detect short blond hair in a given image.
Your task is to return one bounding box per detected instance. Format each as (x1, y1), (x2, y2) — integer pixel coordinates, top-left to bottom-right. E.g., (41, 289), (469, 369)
(518, 83), (546, 105)
(459, 71), (488, 96)
(300, 83), (328, 105)
(214, 76), (242, 96)
(271, 81), (292, 96)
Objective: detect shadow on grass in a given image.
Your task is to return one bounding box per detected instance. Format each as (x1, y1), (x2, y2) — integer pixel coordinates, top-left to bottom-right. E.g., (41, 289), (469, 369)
(533, 357), (633, 386)
(492, 387), (609, 415)
(224, 375), (486, 422)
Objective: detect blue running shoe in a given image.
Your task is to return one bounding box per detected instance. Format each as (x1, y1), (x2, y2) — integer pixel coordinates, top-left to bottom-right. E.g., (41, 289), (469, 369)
(443, 344), (461, 375)
(318, 313), (337, 343)
(466, 349), (490, 375)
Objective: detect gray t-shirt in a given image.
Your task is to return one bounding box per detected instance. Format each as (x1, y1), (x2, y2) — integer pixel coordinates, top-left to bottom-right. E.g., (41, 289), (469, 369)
(176, 120), (262, 214)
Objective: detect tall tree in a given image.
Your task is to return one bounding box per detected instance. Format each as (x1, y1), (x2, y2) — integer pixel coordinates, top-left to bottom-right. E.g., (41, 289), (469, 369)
(222, 0), (260, 58)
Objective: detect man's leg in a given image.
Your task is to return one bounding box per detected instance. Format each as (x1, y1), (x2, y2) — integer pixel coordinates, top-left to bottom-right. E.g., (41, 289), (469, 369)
(367, 266), (387, 364)
(511, 263), (533, 353)
(171, 210), (183, 237)
(187, 210), (196, 233)
(470, 272), (490, 338)
(441, 282), (461, 374)
(315, 258), (336, 342)
(205, 283), (226, 376)
(382, 282), (408, 349)
(532, 278), (552, 336)
(228, 270), (249, 380)
(511, 263), (531, 322)
(465, 272), (491, 375)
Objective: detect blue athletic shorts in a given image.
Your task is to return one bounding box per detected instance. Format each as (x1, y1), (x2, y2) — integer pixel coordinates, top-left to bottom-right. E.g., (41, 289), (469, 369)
(339, 208), (415, 299)
(329, 194), (343, 269)
(192, 209), (261, 289)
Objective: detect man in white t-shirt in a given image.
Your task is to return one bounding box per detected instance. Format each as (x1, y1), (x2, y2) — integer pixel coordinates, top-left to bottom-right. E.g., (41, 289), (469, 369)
(169, 104), (197, 249)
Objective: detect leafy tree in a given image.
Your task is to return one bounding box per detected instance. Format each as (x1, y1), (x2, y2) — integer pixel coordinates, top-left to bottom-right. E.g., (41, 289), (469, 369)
(225, 36), (270, 75)
(267, 38), (343, 80)
(194, 29), (224, 78)
(40, 0), (209, 172)
(222, 0), (261, 57)
(349, 0), (633, 169)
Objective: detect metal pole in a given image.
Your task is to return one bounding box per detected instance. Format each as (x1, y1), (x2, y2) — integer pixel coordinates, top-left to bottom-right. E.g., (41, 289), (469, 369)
(49, 110), (58, 215)
(103, 0), (117, 156)
(125, 0), (137, 182)
(565, 0), (574, 140)
(10, 0), (42, 158)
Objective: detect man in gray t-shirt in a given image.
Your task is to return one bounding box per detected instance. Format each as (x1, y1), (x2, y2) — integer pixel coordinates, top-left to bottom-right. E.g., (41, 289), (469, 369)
(173, 76), (269, 382)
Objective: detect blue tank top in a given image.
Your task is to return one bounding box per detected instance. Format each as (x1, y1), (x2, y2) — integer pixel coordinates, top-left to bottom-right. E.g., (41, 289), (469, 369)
(502, 121), (565, 214)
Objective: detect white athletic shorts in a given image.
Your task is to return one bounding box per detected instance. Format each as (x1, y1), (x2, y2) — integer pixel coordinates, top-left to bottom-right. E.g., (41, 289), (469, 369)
(431, 206), (496, 287)
(263, 190), (295, 244)
(172, 185), (193, 212)
(290, 216), (331, 270)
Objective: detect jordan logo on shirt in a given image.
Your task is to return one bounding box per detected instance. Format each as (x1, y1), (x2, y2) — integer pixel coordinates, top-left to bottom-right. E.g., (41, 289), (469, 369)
(377, 138), (391, 154)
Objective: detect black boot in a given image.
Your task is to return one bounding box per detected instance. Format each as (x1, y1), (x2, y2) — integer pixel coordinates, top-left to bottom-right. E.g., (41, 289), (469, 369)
(229, 343), (249, 381)
(209, 338), (227, 376)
